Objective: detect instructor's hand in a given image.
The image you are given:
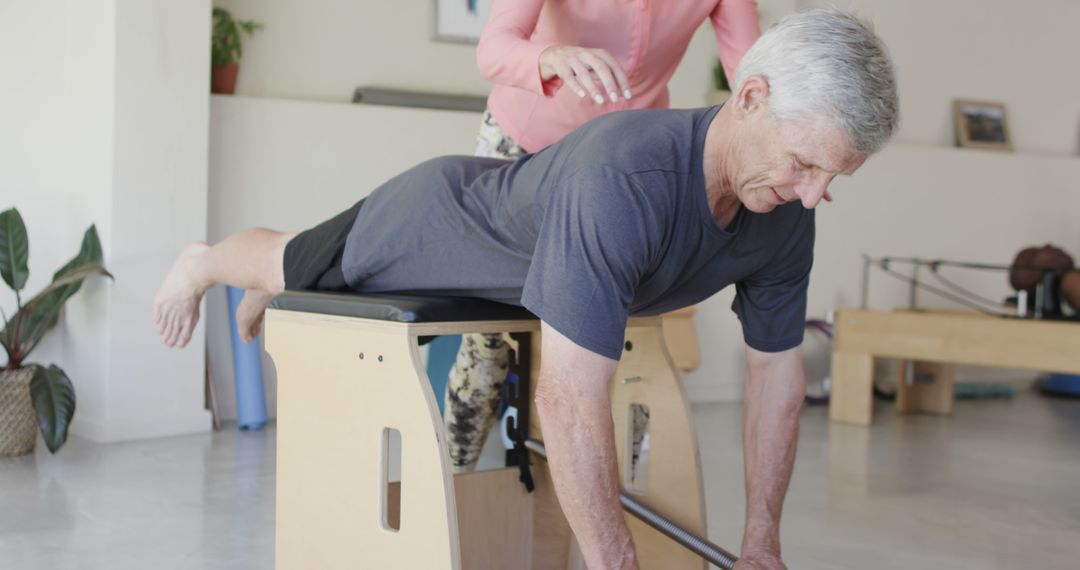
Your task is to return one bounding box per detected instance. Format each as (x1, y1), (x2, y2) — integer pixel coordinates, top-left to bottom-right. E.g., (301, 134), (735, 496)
(734, 551), (787, 570)
(538, 45), (632, 104)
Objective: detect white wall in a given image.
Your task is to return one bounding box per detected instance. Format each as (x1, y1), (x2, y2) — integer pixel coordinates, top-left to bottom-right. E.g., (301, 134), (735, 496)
(213, 0), (1080, 156)
(210, 0), (800, 109)
(800, 0), (1080, 156)
(1, 0), (211, 442)
(105, 0), (212, 440)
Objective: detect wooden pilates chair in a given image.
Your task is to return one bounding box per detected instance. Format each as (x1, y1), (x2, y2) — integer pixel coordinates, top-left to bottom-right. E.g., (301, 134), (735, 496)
(266, 291), (708, 570)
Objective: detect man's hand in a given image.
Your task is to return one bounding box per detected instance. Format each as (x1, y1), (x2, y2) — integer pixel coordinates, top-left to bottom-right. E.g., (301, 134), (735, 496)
(538, 45), (632, 104)
(734, 550), (787, 570)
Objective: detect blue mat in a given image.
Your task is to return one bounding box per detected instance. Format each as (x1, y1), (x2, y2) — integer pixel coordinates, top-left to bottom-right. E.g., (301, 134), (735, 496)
(425, 335), (462, 414)
(1043, 373), (1080, 397)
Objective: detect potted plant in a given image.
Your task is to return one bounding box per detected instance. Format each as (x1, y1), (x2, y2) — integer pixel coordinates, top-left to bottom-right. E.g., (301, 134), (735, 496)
(707, 57), (731, 106)
(211, 7), (263, 95)
(0, 208), (111, 455)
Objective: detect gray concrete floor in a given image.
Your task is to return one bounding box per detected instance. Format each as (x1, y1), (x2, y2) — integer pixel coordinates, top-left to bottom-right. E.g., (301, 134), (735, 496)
(1, 384), (1077, 569)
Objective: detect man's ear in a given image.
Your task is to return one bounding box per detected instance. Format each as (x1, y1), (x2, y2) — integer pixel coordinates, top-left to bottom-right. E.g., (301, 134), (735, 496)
(731, 75), (770, 119)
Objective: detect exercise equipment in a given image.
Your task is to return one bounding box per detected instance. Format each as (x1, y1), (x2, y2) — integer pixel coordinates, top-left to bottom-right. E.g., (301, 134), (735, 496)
(265, 290), (713, 569)
(1041, 373), (1080, 397)
(831, 309), (1080, 425)
(225, 286), (267, 430)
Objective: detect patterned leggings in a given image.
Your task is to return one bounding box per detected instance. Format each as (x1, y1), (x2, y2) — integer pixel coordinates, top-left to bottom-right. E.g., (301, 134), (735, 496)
(444, 111), (526, 473)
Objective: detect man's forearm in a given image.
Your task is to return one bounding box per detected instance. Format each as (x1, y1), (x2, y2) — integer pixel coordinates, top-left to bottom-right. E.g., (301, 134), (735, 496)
(536, 388), (638, 570)
(741, 359), (805, 555)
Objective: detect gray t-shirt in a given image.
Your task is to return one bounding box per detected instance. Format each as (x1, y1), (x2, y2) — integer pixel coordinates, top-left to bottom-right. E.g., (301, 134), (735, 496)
(343, 106), (813, 359)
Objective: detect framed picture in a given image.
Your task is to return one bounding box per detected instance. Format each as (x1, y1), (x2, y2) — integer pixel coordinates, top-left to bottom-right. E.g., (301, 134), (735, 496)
(433, 0), (494, 44)
(953, 99), (1012, 151)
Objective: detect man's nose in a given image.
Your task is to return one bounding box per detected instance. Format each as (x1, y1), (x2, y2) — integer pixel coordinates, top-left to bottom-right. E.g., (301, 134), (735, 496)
(794, 172), (834, 209)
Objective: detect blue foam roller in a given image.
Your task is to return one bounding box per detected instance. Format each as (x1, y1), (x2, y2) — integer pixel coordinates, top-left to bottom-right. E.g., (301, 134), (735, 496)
(227, 286), (268, 430)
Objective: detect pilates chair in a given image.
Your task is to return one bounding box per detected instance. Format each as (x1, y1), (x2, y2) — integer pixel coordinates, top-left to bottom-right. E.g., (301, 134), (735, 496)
(266, 291), (708, 569)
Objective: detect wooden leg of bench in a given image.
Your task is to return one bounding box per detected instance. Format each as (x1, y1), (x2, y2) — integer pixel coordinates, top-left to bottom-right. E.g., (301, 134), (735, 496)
(830, 351), (874, 426)
(660, 306), (700, 374)
(896, 360), (955, 416)
(266, 310), (459, 570)
(455, 468), (534, 569)
(610, 323), (707, 570)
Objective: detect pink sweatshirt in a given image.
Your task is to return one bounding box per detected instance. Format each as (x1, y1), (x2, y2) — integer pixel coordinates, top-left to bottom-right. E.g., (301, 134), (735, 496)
(476, 0), (761, 152)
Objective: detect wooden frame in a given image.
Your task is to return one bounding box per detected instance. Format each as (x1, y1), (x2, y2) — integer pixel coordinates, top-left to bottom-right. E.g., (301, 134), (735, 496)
(953, 99), (1013, 151)
(660, 306), (700, 373)
(830, 309), (1080, 425)
(267, 308), (706, 569)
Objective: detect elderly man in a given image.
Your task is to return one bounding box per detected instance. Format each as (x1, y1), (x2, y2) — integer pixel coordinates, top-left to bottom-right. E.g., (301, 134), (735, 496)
(154, 8), (897, 569)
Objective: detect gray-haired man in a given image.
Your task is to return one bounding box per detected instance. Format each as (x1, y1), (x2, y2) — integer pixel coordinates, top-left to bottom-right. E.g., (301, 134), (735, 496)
(154, 9), (898, 568)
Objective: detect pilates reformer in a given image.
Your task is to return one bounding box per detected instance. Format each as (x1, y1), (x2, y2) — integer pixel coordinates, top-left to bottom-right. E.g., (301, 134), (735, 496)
(266, 291), (737, 569)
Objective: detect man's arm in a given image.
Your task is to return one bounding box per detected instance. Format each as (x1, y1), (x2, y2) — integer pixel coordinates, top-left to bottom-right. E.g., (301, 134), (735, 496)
(737, 345), (806, 569)
(534, 321), (639, 570)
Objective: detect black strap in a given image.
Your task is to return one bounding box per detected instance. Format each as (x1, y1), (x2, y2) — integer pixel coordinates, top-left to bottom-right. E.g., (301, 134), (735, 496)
(504, 337), (536, 494)
(512, 438), (535, 492)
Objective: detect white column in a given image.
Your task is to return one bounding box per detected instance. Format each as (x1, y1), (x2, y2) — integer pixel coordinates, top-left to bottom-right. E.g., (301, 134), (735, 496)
(0, 0), (211, 442)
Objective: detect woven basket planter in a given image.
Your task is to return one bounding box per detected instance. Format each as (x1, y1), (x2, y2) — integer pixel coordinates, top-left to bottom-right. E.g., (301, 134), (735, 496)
(0, 368), (38, 456)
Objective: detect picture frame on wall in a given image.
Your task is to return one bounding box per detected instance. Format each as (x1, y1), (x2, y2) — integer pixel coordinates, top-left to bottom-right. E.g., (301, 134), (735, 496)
(433, 0), (494, 44)
(953, 99), (1013, 151)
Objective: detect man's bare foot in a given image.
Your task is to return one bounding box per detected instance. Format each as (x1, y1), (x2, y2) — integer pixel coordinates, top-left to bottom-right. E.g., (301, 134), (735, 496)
(236, 289), (275, 343)
(153, 242), (211, 348)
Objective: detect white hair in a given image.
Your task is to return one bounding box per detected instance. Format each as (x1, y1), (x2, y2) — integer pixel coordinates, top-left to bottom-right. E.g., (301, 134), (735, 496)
(732, 8), (899, 154)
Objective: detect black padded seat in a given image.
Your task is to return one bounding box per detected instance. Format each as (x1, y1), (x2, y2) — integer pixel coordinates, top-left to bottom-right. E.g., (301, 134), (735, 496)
(269, 291), (537, 323)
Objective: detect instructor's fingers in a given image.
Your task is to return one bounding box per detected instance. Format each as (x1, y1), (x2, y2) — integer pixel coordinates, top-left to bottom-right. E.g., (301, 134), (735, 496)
(579, 52), (620, 103)
(553, 60), (588, 99)
(592, 50), (632, 99)
(567, 57), (605, 105)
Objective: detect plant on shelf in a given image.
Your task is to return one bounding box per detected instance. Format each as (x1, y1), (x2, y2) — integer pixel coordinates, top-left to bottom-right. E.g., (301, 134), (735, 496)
(0, 208), (111, 455)
(211, 7), (263, 95)
(707, 57), (732, 106)
(713, 58), (731, 92)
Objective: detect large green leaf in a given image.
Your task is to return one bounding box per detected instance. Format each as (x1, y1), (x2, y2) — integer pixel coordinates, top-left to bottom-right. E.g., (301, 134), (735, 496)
(0, 208), (30, 292)
(0, 225), (110, 364)
(29, 364), (76, 453)
(5, 262), (111, 361)
(0, 333), (11, 366)
(55, 225), (104, 280)
(1, 305), (10, 357)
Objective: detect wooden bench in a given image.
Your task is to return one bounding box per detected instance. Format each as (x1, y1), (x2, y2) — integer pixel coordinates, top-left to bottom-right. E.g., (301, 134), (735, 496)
(830, 309), (1080, 425)
(265, 291), (709, 569)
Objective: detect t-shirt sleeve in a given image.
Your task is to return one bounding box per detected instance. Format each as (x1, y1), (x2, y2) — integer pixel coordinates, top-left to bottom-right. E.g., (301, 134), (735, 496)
(731, 208), (815, 352)
(520, 167), (657, 360)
